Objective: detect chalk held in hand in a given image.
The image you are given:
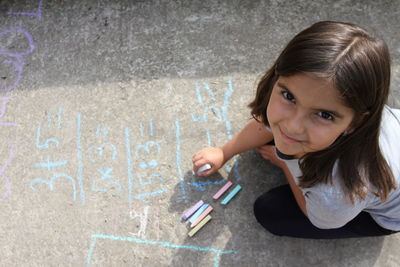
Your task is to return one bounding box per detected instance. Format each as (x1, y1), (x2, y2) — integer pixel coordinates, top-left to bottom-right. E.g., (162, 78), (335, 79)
(188, 215), (212, 237)
(181, 200), (204, 221)
(213, 180), (233, 200)
(221, 185), (242, 205)
(196, 164), (211, 175)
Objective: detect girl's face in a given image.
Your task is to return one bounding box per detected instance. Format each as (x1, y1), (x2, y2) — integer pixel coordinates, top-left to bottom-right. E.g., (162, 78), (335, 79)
(267, 73), (355, 158)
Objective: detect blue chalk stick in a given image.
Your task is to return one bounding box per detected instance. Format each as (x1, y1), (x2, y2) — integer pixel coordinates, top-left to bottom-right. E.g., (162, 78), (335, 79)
(181, 200), (204, 221)
(221, 185), (241, 205)
(189, 204), (209, 224)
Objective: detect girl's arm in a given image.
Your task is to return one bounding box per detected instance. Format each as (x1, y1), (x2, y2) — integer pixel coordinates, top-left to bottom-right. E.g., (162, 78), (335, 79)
(257, 145), (307, 216)
(222, 118), (274, 161)
(281, 164), (307, 216)
(193, 118), (273, 176)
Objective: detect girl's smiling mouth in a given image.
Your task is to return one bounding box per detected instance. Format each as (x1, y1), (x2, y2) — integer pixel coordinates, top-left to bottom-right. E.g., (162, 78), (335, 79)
(279, 127), (303, 143)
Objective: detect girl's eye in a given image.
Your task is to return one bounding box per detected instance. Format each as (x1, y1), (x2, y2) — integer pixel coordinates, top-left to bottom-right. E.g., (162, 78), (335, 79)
(317, 111), (334, 121)
(282, 91), (295, 103)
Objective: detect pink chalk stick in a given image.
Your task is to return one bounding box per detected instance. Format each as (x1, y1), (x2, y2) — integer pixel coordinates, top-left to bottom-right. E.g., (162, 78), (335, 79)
(181, 200), (204, 221)
(191, 206), (214, 228)
(213, 181), (233, 200)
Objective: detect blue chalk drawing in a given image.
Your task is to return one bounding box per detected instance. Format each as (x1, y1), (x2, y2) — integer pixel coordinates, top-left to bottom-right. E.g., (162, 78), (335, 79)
(86, 234), (237, 267)
(35, 126), (60, 149)
(30, 173), (77, 201)
(31, 109), (85, 203)
(35, 157), (67, 171)
(189, 179), (226, 192)
(195, 82), (217, 104)
(139, 160), (158, 169)
(222, 77), (234, 140)
(175, 119), (188, 203)
(88, 125), (120, 193)
(189, 77), (242, 191)
(134, 130), (167, 200)
(192, 82), (222, 122)
(135, 187), (167, 199)
(76, 113), (85, 204)
(97, 168), (113, 179)
(87, 142), (117, 162)
(125, 121), (167, 204)
(138, 172), (164, 186)
(124, 127), (134, 206)
(222, 77), (242, 181)
(91, 168), (122, 192)
(149, 119), (154, 136)
(206, 130), (212, 146)
(139, 119), (155, 137)
(139, 123), (145, 136)
(47, 107), (63, 128)
(95, 125), (109, 138)
(134, 141), (161, 156)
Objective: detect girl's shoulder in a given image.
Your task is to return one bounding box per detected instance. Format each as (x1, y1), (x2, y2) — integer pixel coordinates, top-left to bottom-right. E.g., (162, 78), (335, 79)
(379, 105), (400, 180)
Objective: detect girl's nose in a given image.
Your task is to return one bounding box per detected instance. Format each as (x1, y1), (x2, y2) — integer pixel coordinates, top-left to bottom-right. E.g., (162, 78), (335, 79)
(286, 112), (306, 135)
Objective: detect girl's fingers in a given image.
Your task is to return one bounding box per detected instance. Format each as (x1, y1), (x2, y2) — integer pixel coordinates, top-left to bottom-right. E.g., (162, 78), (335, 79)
(192, 153), (202, 163)
(257, 145), (275, 161)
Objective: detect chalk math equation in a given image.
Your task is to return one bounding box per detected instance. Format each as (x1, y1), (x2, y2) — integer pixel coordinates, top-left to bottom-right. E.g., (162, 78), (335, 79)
(1, 3), (240, 265)
(28, 77), (241, 206)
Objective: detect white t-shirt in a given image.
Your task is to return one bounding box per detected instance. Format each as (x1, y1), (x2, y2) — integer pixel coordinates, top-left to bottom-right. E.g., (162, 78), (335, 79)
(274, 106), (400, 231)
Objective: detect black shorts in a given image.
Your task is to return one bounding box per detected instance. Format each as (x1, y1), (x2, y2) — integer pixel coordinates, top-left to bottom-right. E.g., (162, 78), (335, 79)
(253, 184), (397, 239)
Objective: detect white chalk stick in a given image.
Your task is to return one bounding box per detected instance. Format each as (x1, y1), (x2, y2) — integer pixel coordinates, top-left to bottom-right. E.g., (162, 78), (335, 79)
(196, 164), (211, 175)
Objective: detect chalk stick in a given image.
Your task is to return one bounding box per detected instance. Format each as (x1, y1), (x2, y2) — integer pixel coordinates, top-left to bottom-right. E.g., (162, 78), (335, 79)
(181, 200), (204, 221)
(191, 205), (213, 228)
(220, 185), (241, 205)
(189, 204), (209, 224)
(196, 164), (211, 175)
(213, 180), (233, 200)
(188, 215), (212, 237)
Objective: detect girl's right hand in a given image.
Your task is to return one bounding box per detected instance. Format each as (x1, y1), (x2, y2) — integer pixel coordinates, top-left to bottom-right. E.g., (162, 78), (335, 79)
(192, 147), (225, 176)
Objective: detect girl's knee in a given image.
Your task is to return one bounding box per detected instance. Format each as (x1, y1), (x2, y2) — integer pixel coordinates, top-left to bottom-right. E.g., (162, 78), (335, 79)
(253, 200), (285, 236)
(253, 195), (274, 226)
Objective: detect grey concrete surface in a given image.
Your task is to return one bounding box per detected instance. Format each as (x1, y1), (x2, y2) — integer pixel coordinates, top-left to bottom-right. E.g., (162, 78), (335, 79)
(1, 0), (400, 266)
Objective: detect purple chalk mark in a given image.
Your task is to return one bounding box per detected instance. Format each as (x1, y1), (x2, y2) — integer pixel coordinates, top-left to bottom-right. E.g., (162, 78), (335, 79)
(212, 180), (232, 200)
(0, 143), (16, 201)
(0, 97), (17, 126)
(0, 28), (35, 92)
(0, 58), (24, 93)
(181, 200), (204, 221)
(0, 27), (36, 57)
(7, 0), (43, 20)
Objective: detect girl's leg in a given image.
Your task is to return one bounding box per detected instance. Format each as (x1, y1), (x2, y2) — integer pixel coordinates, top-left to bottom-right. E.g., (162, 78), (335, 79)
(253, 184), (395, 239)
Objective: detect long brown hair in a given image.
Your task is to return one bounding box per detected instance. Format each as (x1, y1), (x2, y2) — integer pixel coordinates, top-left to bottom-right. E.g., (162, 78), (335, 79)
(249, 21), (396, 203)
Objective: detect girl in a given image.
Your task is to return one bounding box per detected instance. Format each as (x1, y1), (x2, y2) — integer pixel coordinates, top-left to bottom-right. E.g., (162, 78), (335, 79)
(192, 21), (400, 239)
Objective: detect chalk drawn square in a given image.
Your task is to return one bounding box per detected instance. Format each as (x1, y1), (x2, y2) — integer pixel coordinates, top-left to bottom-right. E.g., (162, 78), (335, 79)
(87, 234), (236, 267)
